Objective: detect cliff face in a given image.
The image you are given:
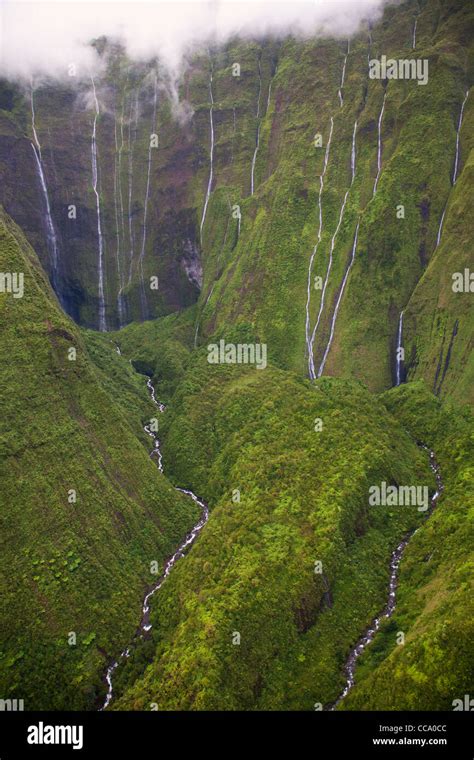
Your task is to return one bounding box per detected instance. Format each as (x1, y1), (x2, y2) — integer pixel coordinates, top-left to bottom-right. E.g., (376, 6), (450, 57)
(0, 0), (472, 399)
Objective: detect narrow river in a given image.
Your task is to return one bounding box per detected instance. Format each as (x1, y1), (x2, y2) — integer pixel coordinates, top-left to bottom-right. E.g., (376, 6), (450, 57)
(328, 445), (444, 710)
(99, 375), (209, 710)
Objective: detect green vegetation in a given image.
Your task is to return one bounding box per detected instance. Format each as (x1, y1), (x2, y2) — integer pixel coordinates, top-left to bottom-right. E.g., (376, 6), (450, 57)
(109, 355), (438, 710)
(341, 381), (474, 709)
(0, 209), (200, 709)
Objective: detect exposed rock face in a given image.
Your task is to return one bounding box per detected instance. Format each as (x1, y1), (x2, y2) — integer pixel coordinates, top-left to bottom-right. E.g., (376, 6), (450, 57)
(0, 0), (472, 401)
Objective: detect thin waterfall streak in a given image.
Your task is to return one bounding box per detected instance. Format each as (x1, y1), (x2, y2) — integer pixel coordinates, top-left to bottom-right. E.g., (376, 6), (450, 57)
(338, 41), (349, 108)
(139, 73), (158, 320)
(318, 221), (360, 377)
(309, 187), (350, 367)
(395, 310), (404, 386)
(250, 58), (262, 195)
(452, 89), (469, 185)
(113, 110), (124, 326)
(200, 70), (215, 240)
(373, 91), (386, 196)
(127, 91), (139, 286)
(305, 117), (334, 379)
(436, 206), (446, 249)
(412, 17), (418, 49)
(351, 119), (358, 184)
(90, 76), (106, 332)
(30, 89), (60, 292)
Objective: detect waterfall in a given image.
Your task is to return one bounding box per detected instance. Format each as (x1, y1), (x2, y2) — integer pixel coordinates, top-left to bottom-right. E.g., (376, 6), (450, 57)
(308, 185), (350, 378)
(115, 95), (127, 325)
(337, 40), (349, 108)
(139, 73), (158, 320)
(30, 88), (60, 294)
(308, 117), (357, 379)
(395, 310), (404, 386)
(373, 91), (386, 196)
(250, 58), (262, 196)
(127, 91), (139, 287)
(113, 108), (125, 326)
(435, 205), (446, 249)
(412, 17), (418, 49)
(351, 119), (358, 183)
(318, 221), (360, 377)
(200, 70), (215, 240)
(90, 76), (107, 332)
(305, 117), (334, 379)
(452, 89), (469, 185)
(433, 89), (469, 252)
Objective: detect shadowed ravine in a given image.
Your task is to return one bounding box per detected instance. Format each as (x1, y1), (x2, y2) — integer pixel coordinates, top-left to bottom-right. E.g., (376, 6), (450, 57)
(99, 374), (209, 711)
(327, 446), (444, 711)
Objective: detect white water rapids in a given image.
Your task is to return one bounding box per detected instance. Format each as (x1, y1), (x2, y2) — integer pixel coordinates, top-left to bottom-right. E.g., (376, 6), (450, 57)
(91, 76), (107, 332)
(100, 374), (209, 710)
(329, 446), (444, 709)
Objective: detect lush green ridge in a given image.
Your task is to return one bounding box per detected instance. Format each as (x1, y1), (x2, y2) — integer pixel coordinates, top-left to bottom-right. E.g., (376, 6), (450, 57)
(341, 382), (474, 709)
(0, 208), (200, 709)
(108, 354), (438, 710)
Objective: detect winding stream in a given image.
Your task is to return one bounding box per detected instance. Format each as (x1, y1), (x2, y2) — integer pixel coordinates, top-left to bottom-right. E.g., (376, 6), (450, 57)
(328, 446), (444, 710)
(100, 375), (209, 710)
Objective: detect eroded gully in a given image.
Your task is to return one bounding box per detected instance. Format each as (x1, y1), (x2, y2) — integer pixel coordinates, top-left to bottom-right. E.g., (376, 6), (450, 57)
(100, 376), (209, 710)
(327, 445), (444, 709)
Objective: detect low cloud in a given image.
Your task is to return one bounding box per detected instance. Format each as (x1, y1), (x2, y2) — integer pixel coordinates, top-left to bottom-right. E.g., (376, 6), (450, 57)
(1, 0), (389, 82)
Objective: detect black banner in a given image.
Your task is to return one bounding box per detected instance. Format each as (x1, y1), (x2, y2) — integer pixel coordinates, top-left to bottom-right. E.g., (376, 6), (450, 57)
(0, 710), (471, 757)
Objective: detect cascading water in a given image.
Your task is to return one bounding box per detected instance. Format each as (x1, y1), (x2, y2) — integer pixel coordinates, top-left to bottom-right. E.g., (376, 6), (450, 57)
(250, 58), (262, 196)
(317, 221), (360, 377)
(328, 446), (444, 710)
(435, 206), (447, 249)
(139, 73), (158, 320)
(127, 91), (139, 288)
(113, 108), (125, 326)
(305, 117), (334, 379)
(372, 91), (386, 197)
(412, 16), (418, 49)
(338, 41), (350, 108)
(100, 374), (209, 711)
(309, 118), (358, 379)
(115, 95), (127, 325)
(395, 310), (404, 386)
(200, 69), (215, 240)
(351, 119), (357, 183)
(30, 87), (61, 295)
(452, 89), (469, 185)
(90, 76), (107, 332)
(433, 89), (469, 252)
